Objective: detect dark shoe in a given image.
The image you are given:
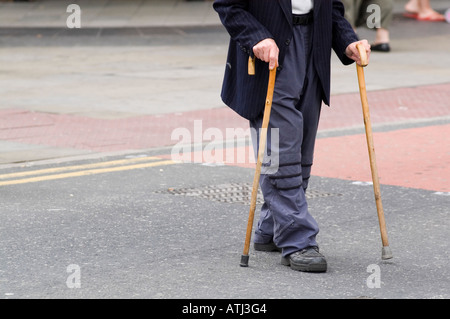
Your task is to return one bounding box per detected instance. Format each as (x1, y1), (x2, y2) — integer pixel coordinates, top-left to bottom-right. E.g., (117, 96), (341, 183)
(281, 247), (327, 272)
(371, 43), (390, 52)
(254, 241), (281, 252)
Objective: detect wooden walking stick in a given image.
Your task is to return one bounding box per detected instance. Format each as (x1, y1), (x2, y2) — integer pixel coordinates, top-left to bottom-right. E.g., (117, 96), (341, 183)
(240, 58), (277, 267)
(356, 44), (393, 260)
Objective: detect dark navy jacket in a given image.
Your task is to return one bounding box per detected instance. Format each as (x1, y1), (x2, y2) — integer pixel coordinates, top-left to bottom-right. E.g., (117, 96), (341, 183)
(213, 0), (359, 120)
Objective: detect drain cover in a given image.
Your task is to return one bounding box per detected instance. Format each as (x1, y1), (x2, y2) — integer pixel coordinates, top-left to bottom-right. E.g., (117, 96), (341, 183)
(157, 183), (340, 204)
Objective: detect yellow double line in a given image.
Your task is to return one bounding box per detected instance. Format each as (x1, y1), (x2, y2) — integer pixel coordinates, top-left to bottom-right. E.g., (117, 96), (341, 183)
(0, 156), (176, 187)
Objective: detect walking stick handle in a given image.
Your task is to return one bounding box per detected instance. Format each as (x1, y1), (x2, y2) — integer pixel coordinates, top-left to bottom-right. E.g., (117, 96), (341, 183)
(356, 43), (369, 67)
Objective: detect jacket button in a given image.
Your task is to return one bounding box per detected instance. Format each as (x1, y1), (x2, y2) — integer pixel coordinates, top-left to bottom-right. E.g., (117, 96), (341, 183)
(285, 39), (291, 46)
(277, 65), (283, 71)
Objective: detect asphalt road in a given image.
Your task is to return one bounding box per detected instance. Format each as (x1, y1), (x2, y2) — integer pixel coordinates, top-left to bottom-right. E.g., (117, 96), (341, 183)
(0, 148), (448, 299)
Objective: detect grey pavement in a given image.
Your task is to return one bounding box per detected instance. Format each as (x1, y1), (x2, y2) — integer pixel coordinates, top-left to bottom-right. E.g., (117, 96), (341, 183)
(0, 0), (448, 28)
(0, 0), (219, 28)
(0, 0), (449, 301)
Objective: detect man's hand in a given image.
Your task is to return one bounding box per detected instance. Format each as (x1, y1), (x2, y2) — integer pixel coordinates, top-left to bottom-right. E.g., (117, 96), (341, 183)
(253, 38), (279, 70)
(345, 39), (371, 66)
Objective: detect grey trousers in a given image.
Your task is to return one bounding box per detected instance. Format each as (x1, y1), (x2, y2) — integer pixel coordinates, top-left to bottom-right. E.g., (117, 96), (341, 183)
(250, 23), (323, 257)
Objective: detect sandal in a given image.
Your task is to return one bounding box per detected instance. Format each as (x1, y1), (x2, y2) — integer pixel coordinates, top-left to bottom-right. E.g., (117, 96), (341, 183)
(403, 10), (445, 22)
(417, 12), (445, 21)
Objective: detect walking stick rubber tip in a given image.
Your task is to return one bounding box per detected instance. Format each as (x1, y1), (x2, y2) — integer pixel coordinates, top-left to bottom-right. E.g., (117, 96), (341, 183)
(381, 246), (393, 260)
(240, 255), (249, 267)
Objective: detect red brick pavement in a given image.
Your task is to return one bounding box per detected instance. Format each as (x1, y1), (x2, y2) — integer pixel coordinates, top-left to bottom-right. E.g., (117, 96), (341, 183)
(1, 83), (449, 191)
(319, 83), (450, 131)
(313, 124), (449, 192)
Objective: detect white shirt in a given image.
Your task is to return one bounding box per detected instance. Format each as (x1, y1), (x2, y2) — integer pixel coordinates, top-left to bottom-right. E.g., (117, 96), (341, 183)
(292, 0), (314, 14)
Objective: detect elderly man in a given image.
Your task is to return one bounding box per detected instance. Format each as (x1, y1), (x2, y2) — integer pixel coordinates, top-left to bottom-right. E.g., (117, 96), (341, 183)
(214, 0), (370, 272)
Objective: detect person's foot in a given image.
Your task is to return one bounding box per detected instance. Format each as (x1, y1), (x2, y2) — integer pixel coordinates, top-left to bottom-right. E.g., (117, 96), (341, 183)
(281, 246), (327, 272)
(404, 3), (445, 22)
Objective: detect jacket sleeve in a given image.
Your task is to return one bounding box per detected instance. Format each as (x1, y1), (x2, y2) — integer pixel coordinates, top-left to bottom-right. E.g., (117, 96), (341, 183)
(331, 0), (359, 65)
(213, 0), (274, 56)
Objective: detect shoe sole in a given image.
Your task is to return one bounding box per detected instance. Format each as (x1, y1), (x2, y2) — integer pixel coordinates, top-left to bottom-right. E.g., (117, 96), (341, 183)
(281, 256), (327, 273)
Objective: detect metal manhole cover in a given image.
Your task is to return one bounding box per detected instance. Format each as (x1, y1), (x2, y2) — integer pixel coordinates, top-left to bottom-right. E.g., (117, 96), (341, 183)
(156, 183), (340, 204)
